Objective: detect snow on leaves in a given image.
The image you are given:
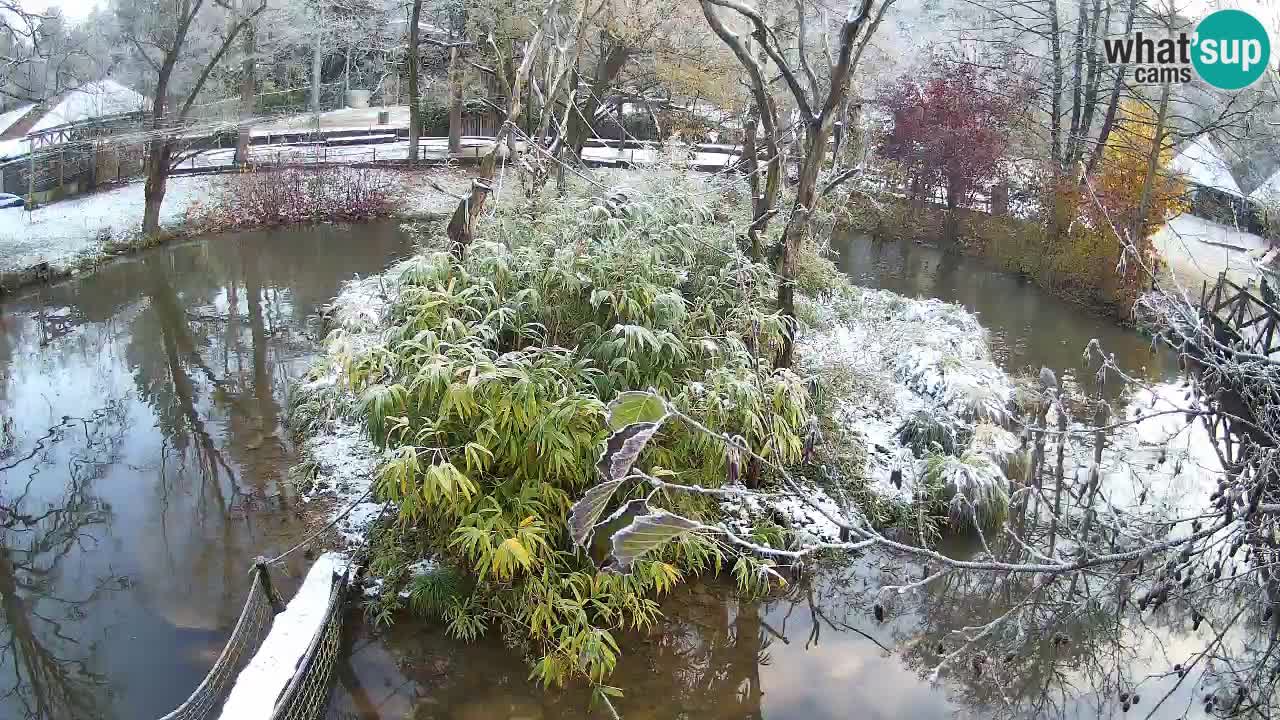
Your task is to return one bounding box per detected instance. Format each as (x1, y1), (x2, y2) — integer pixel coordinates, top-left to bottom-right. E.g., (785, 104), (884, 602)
(594, 391), (669, 483)
(570, 391), (708, 569)
(595, 421), (664, 482)
(605, 390), (668, 430)
(569, 480), (624, 548)
(610, 511), (703, 571)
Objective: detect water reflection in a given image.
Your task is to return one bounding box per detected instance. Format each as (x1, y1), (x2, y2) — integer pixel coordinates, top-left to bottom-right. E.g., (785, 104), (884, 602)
(830, 232), (1180, 385)
(0, 222), (415, 719)
(331, 547), (1217, 720)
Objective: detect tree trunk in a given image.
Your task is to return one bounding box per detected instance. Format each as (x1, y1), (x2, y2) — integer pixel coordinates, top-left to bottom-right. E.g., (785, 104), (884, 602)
(234, 13), (255, 166)
(566, 34), (628, 161)
(448, 45), (462, 154)
(776, 146), (825, 368)
(143, 137), (172, 236)
(445, 11), (552, 257)
(1045, 0), (1065, 254)
(1064, 0), (1087, 171)
(742, 102), (763, 260)
(1085, 0), (1137, 178)
(1048, 0), (1063, 173)
(407, 0), (423, 162)
(1131, 82), (1172, 247)
(1072, 0), (1107, 168)
(309, 6), (323, 117)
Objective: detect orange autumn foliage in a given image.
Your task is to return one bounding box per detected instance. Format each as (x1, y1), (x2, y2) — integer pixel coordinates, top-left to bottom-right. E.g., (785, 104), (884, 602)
(1050, 101), (1187, 307)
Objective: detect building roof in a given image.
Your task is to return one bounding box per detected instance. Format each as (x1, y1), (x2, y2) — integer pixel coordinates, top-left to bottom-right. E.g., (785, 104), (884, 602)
(0, 104), (35, 136)
(1170, 135), (1244, 197)
(1250, 166), (1280, 205)
(28, 79), (146, 133)
(0, 80), (147, 160)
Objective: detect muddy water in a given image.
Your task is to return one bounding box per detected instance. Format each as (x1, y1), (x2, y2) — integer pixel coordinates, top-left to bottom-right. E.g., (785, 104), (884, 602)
(0, 222), (415, 720)
(323, 235), (1206, 720)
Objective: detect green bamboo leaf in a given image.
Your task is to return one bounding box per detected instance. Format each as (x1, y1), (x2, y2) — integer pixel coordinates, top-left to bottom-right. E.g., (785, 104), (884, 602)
(610, 511), (702, 571)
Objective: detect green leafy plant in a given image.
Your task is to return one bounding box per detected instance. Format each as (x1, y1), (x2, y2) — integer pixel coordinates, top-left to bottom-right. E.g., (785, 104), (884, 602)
(317, 177), (824, 695)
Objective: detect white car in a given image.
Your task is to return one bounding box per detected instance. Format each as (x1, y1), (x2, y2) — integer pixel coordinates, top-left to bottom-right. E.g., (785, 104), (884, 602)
(0, 193), (23, 209)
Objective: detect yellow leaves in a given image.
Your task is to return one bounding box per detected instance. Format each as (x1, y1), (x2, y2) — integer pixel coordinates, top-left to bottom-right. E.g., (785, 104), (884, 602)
(451, 506), (552, 582)
(462, 442), (494, 474)
(424, 462), (478, 507)
(649, 561), (681, 594)
(378, 451), (477, 523)
(440, 381), (479, 420)
(1059, 98), (1189, 306)
(494, 537), (534, 578)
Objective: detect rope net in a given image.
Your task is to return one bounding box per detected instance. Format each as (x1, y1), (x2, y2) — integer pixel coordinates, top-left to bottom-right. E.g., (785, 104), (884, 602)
(154, 560), (349, 720)
(269, 569), (350, 720)
(157, 566), (278, 720)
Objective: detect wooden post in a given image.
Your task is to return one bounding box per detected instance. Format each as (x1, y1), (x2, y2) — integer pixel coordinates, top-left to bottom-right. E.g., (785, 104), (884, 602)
(253, 557), (286, 612)
(26, 145), (35, 210)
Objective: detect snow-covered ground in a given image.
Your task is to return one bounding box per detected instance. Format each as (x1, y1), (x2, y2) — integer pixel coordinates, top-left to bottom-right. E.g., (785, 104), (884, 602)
(173, 136), (739, 171)
(0, 175), (211, 275)
(721, 287), (1019, 542)
(802, 287), (1013, 496)
(249, 105), (414, 135)
(1152, 213), (1272, 289)
(290, 265), (415, 549)
(0, 168), (470, 281)
(175, 137), (501, 170)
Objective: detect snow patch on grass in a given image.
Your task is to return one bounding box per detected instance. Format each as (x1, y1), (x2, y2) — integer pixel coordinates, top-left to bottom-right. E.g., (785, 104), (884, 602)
(719, 482), (850, 544)
(799, 286), (1014, 512)
(719, 286), (1017, 539)
(0, 175), (214, 275)
(297, 420), (386, 546)
(0, 166), (468, 284)
(290, 262), (418, 547)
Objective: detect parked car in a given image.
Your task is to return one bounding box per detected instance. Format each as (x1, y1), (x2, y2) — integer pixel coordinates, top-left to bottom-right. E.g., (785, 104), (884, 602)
(0, 193), (23, 209)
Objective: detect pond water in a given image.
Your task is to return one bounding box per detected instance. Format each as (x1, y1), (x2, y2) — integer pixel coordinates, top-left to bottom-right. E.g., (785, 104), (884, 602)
(0, 222), (1209, 720)
(829, 232), (1181, 385)
(0, 222), (416, 720)
(322, 235), (1209, 720)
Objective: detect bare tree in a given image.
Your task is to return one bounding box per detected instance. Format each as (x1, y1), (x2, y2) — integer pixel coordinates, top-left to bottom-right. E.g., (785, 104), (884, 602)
(117, 0), (267, 235)
(407, 0), (424, 161)
(699, 0), (893, 368)
(443, 0), (560, 255)
(233, 0), (256, 165)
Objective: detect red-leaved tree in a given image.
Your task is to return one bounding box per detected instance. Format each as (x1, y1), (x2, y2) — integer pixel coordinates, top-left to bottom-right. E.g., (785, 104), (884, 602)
(879, 59), (1022, 212)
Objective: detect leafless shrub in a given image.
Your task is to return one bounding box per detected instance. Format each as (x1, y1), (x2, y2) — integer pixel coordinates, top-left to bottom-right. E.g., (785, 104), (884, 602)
(197, 167), (403, 231)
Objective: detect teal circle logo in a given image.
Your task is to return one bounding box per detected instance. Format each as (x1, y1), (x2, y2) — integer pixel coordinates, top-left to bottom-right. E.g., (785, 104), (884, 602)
(1192, 9), (1271, 90)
